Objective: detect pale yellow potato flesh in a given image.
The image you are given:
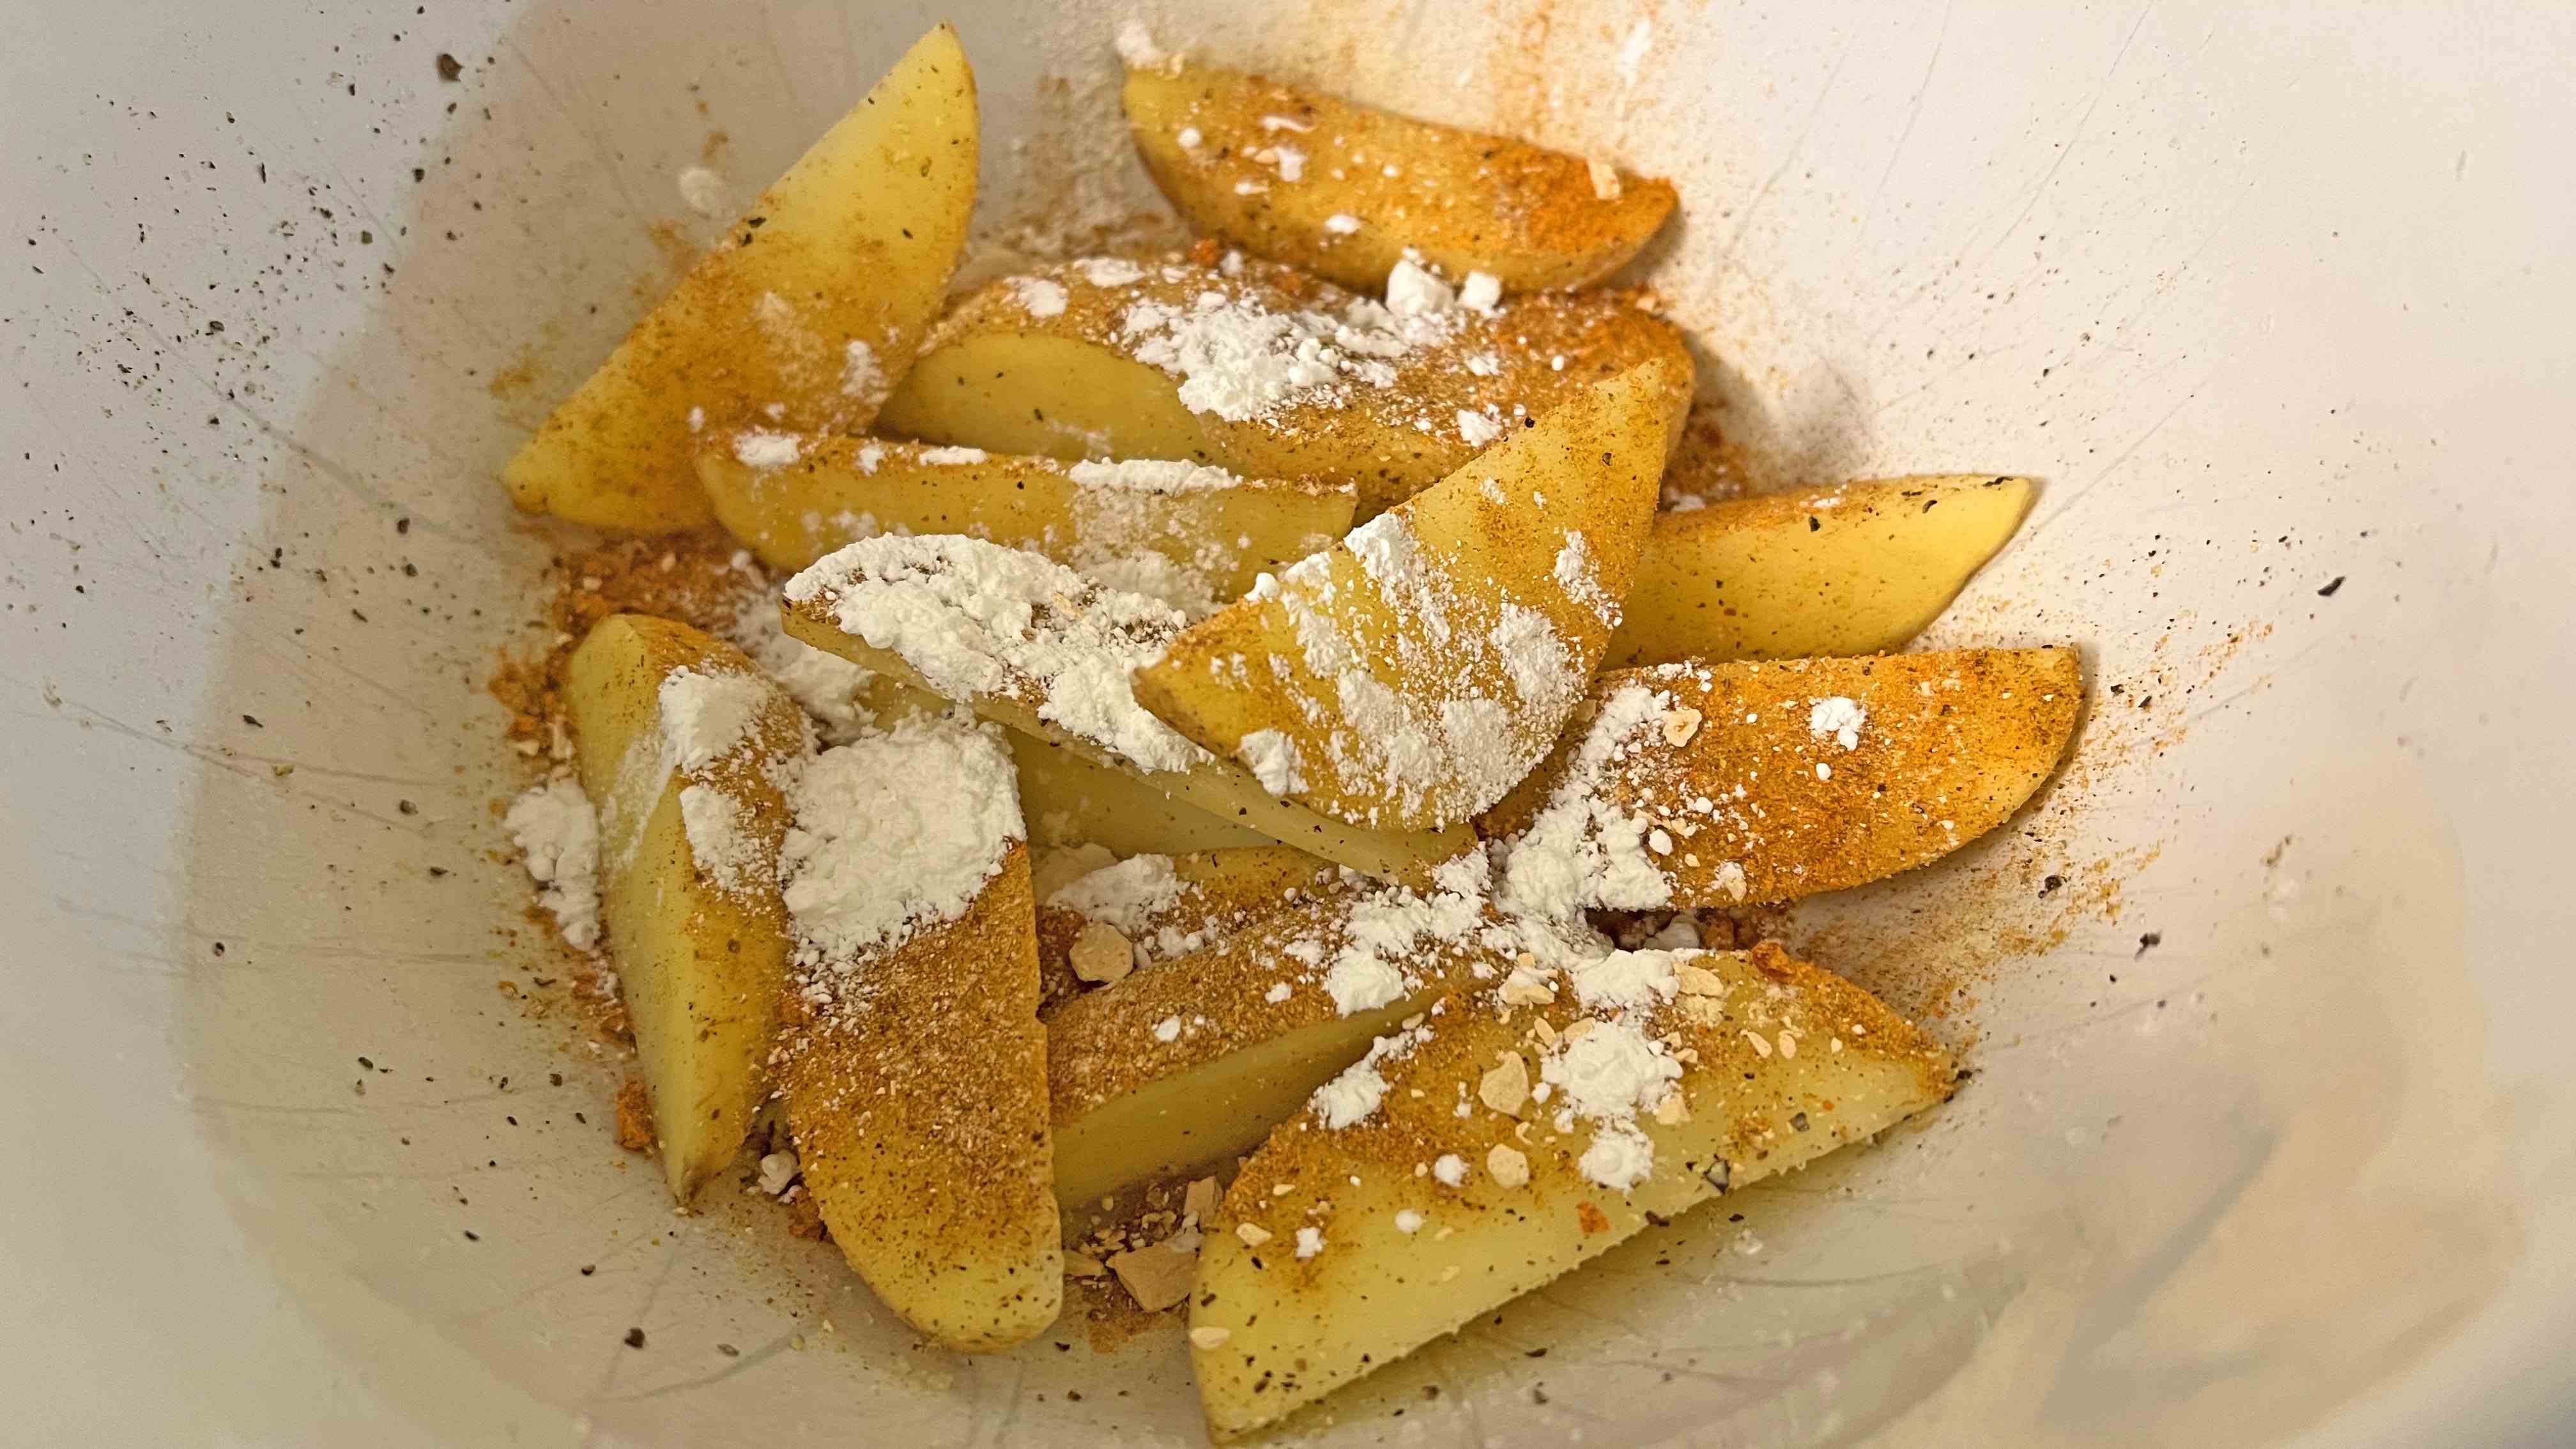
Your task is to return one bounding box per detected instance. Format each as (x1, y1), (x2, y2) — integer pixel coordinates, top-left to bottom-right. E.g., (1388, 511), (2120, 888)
(560, 614), (809, 1204)
(1011, 731), (1273, 855)
(1132, 358), (1687, 832)
(694, 433), (1354, 606)
(502, 26), (977, 531)
(1482, 649), (2085, 907)
(1190, 946), (1957, 1438)
(779, 598), (1475, 881)
(876, 256), (1692, 518)
(1123, 59), (1676, 294)
(1045, 890), (1499, 1220)
(776, 843), (1064, 1351)
(1607, 476), (2037, 666)
(1035, 844), (1342, 1011)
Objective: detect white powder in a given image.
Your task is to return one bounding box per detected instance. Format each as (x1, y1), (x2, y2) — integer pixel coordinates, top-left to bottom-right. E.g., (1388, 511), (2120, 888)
(1294, 1226), (1325, 1259)
(1264, 981), (1294, 1004)
(675, 165), (728, 218)
(677, 782), (763, 896)
(658, 668), (773, 772)
(733, 429), (802, 468)
(1046, 854), (1183, 933)
(1238, 728), (1307, 794)
(1077, 256), (1147, 288)
(1008, 275), (1070, 318)
(840, 340), (886, 404)
(1312, 1058), (1388, 1128)
(1493, 604), (1573, 709)
(1176, 126), (1203, 149)
(1113, 19), (1172, 70)
(1809, 696), (1868, 750)
(1384, 258), (1455, 317)
(1317, 853), (1492, 1014)
(779, 716), (1022, 977)
(506, 776), (601, 951)
(1064, 457), (1242, 493)
(1499, 684), (1679, 918)
(1568, 947), (1687, 1010)
(1579, 1121), (1656, 1192)
(1394, 1209), (1425, 1233)
(1152, 1014), (1183, 1042)
(1542, 1019), (1681, 1122)
(1324, 213), (1364, 235)
(917, 445), (990, 464)
(785, 535), (1208, 773)
(1459, 272), (1503, 314)
(1456, 408), (1504, 446)
(1116, 263), (1469, 425)
(1269, 144), (1307, 182)
(727, 584), (875, 745)
(1432, 1153), (1469, 1186)
(1553, 531), (1617, 624)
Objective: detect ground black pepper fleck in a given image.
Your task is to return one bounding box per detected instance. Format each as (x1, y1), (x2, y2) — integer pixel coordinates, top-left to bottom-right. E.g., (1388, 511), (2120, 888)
(2136, 931), (2163, 957)
(2317, 576), (2345, 597)
(624, 1328), (646, 1348)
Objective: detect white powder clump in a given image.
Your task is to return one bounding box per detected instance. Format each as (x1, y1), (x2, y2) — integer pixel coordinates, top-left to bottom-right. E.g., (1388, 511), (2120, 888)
(1459, 271), (1503, 314)
(677, 782), (763, 896)
(1064, 457), (1241, 493)
(785, 535), (1208, 773)
(1553, 532), (1618, 624)
(1394, 1209), (1425, 1233)
(779, 716), (1022, 976)
(658, 668), (774, 771)
(1809, 696), (1867, 750)
(1317, 854), (1492, 1014)
(1432, 1153), (1469, 1186)
(1567, 947), (1686, 1011)
(917, 445), (990, 465)
(1269, 145), (1307, 182)
(1498, 683), (1679, 919)
(733, 429), (802, 468)
(1457, 408), (1504, 446)
(1077, 256), (1147, 288)
(506, 776), (601, 951)
(1384, 257), (1456, 317)
(1008, 275), (1069, 318)
(1543, 1019), (1682, 1123)
(1312, 1058), (1388, 1128)
(1114, 20), (1175, 71)
(1239, 728), (1307, 795)
(1579, 1121), (1657, 1192)
(1324, 213), (1365, 235)
(1046, 854), (1183, 934)
(728, 586), (875, 744)
(1294, 1226), (1325, 1259)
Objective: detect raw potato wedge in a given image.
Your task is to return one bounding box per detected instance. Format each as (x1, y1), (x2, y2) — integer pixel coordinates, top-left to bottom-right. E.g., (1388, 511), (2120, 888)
(780, 536), (1476, 880)
(1123, 58), (1676, 294)
(1011, 730), (1273, 855)
(777, 838), (1062, 1351)
(561, 614), (809, 1204)
(1483, 649), (2084, 909)
(695, 433), (1354, 609)
(1607, 477), (2037, 666)
(502, 27), (977, 530)
(1133, 358), (1687, 832)
(1036, 845), (1342, 1008)
(1190, 945), (1957, 1437)
(876, 254), (1692, 517)
(1046, 884), (1502, 1216)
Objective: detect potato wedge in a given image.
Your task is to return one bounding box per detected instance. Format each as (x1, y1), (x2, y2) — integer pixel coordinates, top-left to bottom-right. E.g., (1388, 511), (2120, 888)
(1133, 358), (1686, 832)
(1011, 730), (1273, 855)
(1123, 59), (1676, 294)
(876, 254), (1692, 517)
(562, 614), (810, 1204)
(781, 534), (1476, 879)
(1036, 845), (1341, 1007)
(1607, 477), (2037, 666)
(1190, 944), (1956, 1437)
(695, 433), (1353, 613)
(774, 720), (1060, 1351)
(1047, 871), (1503, 1216)
(502, 26), (977, 530)
(1485, 649), (2083, 913)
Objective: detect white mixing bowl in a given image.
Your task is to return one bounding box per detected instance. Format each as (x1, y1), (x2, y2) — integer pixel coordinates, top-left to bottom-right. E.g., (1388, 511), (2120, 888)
(4, 2), (2570, 1445)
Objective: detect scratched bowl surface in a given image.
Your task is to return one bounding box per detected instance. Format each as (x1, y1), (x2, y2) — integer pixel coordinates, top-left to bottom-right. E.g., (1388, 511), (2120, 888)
(3, 2), (2572, 1445)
